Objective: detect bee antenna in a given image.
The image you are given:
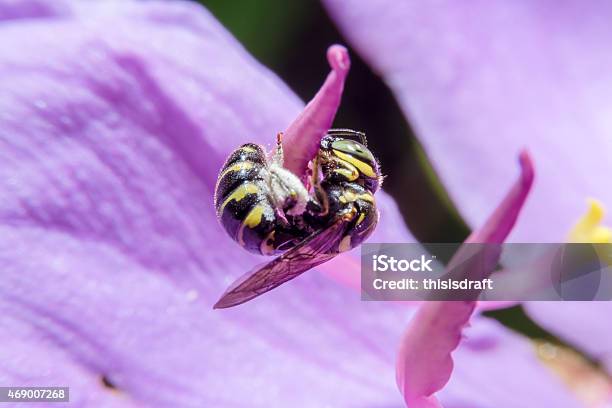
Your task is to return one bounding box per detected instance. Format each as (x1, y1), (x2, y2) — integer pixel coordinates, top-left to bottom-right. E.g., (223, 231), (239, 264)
(274, 132), (284, 165)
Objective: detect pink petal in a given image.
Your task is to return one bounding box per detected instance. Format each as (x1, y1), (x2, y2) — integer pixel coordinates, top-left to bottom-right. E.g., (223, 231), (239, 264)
(396, 152), (534, 407)
(323, 1), (612, 377)
(397, 301), (475, 407)
(525, 302), (612, 373)
(441, 317), (582, 407)
(324, 0), (612, 372)
(0, 1), (581, 407)
(0, 1), (415, 405)
(465, 151), (534, 244)
(282, 44), (350, 177)
(323, 0), (612, 242)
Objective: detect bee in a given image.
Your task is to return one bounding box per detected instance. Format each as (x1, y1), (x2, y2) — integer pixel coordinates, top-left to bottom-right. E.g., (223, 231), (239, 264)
(214, 134), (310, 255)
(214, 129), (382, 309)
(305, 129), (381, 251)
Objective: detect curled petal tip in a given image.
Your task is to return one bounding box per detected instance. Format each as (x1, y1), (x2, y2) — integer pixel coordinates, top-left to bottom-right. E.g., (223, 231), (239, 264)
(327, 44), (350, 72)
(282, 46), (351, 177)
(466, 150), (535, 244)
(518, 149), (535, 187)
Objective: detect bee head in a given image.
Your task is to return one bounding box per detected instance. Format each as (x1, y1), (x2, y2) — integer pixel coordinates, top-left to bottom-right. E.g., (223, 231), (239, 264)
(320, 132), (382, 192)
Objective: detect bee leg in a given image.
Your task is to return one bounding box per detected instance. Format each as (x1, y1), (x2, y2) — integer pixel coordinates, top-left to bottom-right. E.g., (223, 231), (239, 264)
(274, 207), (291, 226)
(310, 153), (321, 190)
(335, 206), (359, 253)
(308, 157), (358, 221)
(328, 157), (359, 183)
(308, 153), (331, 217)
(266, 134), (309, 216)
(340, 195), (378, 252)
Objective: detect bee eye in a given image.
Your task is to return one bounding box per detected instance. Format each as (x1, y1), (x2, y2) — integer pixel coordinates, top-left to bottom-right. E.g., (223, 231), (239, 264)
(330, 139), (376, 167)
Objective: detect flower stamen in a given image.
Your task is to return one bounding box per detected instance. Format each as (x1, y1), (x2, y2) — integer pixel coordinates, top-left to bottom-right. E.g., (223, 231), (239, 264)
(568, 199), (612, 244)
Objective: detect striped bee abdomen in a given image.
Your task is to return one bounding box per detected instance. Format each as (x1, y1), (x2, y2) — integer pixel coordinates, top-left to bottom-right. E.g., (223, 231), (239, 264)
(319, 181), (378, 253)
(214, 143), (266, 205)
(214, 143), (299, 255)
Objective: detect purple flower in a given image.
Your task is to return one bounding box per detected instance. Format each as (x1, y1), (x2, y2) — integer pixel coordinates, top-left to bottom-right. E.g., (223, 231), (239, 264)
(0, 1), (590, 407)
(323, 0), (612, 406)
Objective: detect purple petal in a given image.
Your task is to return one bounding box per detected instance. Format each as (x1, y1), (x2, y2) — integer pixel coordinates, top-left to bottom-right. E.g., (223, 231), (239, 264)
(396, 315), (584, 408)
(1, 227), (412, 406)
(0, 0), (69, 19)
(323, 0), (612, 384)
(323, 0), (612, 242)
(524, 302), (612, 372)
(396, 301), (474, 408)
(0, 1), (586, 407)
(0, 1), (416, 406)
(282, 44), (350, 177)
(525, 200), (612, 374)
(396, 152), (535, 406)
(440, 317), (583, 408)
(397, 315), (586, 408)
(465, 151), (534, 244)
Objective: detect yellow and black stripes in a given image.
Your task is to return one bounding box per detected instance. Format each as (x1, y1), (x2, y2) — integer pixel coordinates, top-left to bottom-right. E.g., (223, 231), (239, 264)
(214, 143), (265, 209)
(215, 144), (274, 254)
(215, 130), (381, 258)
(319, 182), (378, 253)
(318, 135), (382, 192)
(304, 133), (382, 253)
(214, 143), (306, 255)
(332, 149), (376, 178)
(328, 156), (360, 182)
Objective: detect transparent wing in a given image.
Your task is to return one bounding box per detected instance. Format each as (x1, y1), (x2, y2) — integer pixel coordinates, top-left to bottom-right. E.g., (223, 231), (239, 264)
(214, 219), (347, 309)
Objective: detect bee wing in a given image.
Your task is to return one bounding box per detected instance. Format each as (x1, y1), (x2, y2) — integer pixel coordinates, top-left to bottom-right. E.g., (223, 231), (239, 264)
(213, 219), (347, 309)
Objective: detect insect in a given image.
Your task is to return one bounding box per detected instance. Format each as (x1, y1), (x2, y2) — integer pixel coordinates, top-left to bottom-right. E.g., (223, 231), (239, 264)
(214, 134), (310, 255)
(214, 129), (382, 309)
